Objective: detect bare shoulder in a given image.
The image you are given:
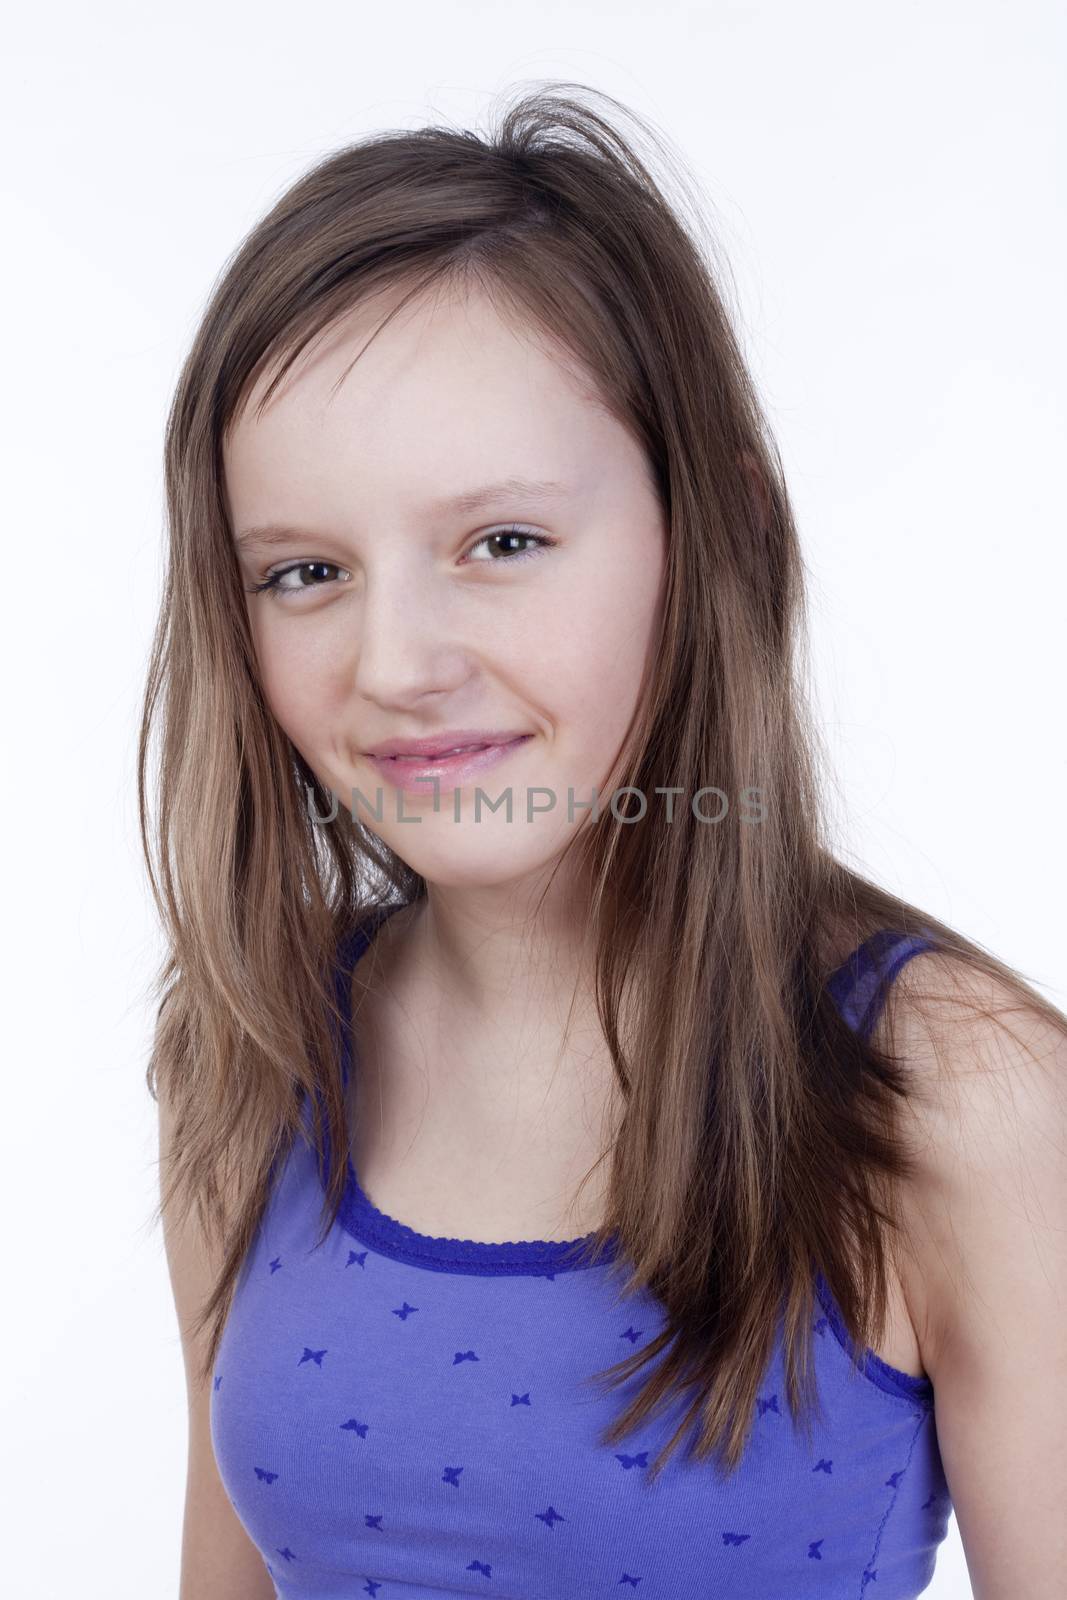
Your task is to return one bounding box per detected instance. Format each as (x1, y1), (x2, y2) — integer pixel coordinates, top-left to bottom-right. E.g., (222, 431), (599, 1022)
(876, 946), (1067, 1592)
(883, 947), (1067, 1354)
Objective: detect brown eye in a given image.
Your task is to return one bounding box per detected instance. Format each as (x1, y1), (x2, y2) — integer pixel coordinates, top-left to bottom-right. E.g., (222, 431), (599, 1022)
(249, 561), (348, 599)
(465, 527), (554, 563)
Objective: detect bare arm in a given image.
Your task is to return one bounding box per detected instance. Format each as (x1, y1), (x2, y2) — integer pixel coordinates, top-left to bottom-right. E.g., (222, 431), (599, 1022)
(891, 958), (1067, 1599)
(159, 1089), (277, 1600)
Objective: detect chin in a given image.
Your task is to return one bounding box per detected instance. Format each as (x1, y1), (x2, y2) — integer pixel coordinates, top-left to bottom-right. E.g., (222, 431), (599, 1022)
(383, 826), (567, 891)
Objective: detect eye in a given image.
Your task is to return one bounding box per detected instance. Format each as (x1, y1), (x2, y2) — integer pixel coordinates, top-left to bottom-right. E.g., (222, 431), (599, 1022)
(246, 560), (349, 600)
(464, 525), (555, 564)
(245, 524), (555, 603)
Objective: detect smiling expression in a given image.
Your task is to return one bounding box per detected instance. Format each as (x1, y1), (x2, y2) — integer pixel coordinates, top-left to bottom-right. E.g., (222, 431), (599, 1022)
(224, 281), (667, 889)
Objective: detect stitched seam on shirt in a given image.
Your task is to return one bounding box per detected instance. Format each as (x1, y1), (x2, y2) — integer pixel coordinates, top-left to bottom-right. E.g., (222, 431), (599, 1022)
(856, 1408), (930, 1598)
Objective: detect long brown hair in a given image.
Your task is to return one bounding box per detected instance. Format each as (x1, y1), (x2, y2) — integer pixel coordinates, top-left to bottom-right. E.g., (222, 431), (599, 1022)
(140, 80), (1065, 1481)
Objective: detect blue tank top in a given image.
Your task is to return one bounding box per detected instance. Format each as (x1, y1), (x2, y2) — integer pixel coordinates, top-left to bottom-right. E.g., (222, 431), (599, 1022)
(211, 916), (953, 1598)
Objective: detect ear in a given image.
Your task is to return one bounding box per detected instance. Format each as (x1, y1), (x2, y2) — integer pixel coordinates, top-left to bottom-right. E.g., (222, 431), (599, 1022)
(738, 449), (773, 531)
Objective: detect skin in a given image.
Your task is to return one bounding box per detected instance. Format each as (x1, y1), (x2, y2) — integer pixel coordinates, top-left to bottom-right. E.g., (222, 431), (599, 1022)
(224, 280), (667, 1237)
(883, 961), (1067, 1598)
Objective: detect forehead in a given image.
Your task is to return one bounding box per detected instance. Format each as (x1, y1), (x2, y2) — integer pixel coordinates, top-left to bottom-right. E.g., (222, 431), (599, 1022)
(223, 283), (623, 527)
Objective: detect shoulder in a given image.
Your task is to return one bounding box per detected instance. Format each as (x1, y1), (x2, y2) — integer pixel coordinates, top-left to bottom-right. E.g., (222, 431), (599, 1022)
(883, 946), (1067, 1368)
(879, 946), (1067, 1589)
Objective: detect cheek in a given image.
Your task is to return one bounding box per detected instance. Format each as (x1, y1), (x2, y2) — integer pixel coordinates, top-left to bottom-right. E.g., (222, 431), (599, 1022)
(249, 614), (344, 746)
(533, 545), (662, 759)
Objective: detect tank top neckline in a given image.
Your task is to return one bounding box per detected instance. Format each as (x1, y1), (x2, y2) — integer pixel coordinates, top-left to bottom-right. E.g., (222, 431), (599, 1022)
(327, 908), (936, 1298)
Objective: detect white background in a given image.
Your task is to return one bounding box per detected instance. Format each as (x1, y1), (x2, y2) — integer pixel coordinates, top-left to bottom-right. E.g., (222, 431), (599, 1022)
(2, 3), (1063, 1595)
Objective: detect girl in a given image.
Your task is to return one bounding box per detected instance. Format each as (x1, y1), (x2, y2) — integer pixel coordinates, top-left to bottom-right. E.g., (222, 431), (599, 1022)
(144, 84), (1066, 1599)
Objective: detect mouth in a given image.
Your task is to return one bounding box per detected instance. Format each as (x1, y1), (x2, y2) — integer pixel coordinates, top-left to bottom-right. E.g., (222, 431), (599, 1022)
(365, 734), (534, 793)
(388, 741), (496, 764)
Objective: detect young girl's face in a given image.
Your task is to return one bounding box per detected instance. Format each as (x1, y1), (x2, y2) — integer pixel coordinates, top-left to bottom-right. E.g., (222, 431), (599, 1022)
(224, 282), (667, 892)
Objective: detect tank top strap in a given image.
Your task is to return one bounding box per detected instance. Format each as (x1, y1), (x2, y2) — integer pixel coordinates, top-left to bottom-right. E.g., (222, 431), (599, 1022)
(332, 902), (406, 1091)
(825, 926), (940, 1042)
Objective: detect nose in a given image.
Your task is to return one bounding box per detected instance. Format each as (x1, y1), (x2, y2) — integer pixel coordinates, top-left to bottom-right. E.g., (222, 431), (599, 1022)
(350, 557), (473, 708)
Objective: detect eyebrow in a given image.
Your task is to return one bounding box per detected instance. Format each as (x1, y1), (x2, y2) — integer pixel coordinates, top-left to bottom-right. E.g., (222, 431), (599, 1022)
(234, 476), (571, 549)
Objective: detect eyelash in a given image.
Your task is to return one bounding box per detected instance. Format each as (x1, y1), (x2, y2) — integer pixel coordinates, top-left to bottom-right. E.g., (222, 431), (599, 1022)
(245, 525), (555, 601)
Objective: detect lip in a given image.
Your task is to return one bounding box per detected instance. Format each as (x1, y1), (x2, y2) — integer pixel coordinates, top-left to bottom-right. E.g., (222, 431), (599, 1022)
(364, 729), (533, 759)
(365, 734), (534, 796)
